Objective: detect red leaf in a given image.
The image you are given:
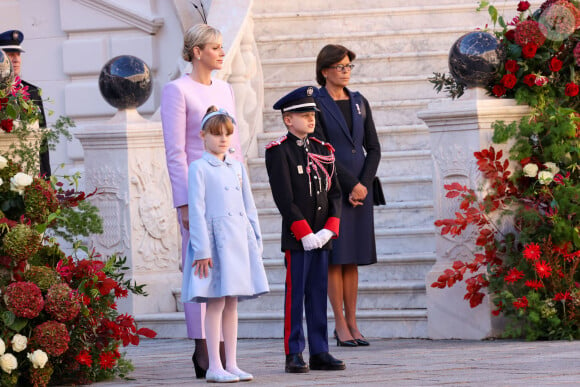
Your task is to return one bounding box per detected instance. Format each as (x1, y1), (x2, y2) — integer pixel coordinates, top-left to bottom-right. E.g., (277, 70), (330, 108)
(136, 327), (157, 338)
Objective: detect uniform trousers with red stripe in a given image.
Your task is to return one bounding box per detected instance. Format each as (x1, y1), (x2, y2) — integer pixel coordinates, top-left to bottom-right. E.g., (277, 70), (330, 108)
(284, 249), (329, 356)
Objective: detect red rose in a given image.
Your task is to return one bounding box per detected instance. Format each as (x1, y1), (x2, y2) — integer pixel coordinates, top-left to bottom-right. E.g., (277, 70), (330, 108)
(517, 1), (530, 12)
(0, 119), (13, 133)
(505, 29), (516, 42)
(522, 43), (538, 59)
(505, 59), (519, 73)
(565, 82), (579, 97)
(549, 57), (563, 72)
(523, 74), (536, 87)
(501, 73), (517, 89)
(492, 84), (506, 97)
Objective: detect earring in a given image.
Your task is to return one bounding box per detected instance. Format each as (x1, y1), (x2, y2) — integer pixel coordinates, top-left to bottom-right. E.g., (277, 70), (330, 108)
(197, 57), (201, 60)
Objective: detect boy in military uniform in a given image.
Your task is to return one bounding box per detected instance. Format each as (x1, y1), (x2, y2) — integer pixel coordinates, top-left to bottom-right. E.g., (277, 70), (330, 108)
(0, 30), (51, 177)
(265, 86), (345, 373)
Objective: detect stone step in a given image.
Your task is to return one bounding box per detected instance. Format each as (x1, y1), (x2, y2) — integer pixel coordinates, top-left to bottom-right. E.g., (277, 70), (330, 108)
(256, 200), (434, 235)
(264, 76), (439, 107)
(138, 309), (428, 339)
(261, 254), (436, 285)
(256, 26), (472, 62)
(247, 149), (431, 183)
(261, 252), (436, 285)
(261, 51), (449, 83)
(251, 173), (433, 210)
(258, 124), (433, 157)
(197, 280), (424, 315)
(261, 226), (435, 259)
(261, 100), (439, 133)
(253, 0), (471, 13)
(254, 5), (489, 36)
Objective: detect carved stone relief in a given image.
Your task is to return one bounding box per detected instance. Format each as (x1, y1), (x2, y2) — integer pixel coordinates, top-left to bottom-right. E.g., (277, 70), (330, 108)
(86, 164), (130, 255)
(130, 156), (179, 271)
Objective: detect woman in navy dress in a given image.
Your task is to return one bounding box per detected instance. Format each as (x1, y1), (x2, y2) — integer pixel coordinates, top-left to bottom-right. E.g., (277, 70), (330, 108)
(314, 44), (381, 347)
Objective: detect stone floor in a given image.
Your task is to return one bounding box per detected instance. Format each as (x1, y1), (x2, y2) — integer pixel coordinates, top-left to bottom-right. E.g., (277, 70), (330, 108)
(87, 337), (580, 386)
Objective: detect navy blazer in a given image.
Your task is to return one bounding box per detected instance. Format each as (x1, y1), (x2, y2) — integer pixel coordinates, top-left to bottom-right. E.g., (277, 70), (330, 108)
(314, 87), (381, 194)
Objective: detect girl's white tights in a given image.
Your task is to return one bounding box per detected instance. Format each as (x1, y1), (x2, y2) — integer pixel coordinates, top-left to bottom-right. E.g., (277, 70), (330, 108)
(205, 296), (248, 376)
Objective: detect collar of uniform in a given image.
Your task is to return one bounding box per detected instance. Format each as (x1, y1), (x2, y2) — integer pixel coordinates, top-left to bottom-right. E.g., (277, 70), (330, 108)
(202, 151), (233, 166)
(286, 132), (309, 146)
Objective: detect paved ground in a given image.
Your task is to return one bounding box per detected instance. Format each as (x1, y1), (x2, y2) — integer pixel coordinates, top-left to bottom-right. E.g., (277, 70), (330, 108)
(88, 337), (580, 386)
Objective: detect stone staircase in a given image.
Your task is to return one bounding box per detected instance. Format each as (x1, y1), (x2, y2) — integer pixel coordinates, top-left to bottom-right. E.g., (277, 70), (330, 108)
(236, 0), (495, 338)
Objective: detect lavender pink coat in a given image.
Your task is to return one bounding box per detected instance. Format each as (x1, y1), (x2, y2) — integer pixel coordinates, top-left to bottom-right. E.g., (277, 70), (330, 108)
(161, 75), (243, 208)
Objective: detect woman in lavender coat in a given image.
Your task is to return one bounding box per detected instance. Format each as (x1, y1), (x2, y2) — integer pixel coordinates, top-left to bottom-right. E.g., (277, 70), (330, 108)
(160, 24), (243, 378)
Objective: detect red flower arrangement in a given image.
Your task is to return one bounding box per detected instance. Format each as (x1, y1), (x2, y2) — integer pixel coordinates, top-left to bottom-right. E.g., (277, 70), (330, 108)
(31, 321), (70, 357)
(514, 20), (547, 46)
(430, 0), (580, 340)
(3, 281), (44, 318)
(44, 283), (81, 322)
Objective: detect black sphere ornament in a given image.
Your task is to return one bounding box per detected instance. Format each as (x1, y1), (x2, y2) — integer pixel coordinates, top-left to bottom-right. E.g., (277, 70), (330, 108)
(0, 49), (15, 94)
(448, 31), (505, 88)
(98, 55), (152, 110)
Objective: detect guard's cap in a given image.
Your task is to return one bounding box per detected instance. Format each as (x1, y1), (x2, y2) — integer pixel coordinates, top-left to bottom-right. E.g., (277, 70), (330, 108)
(273, 86), (319, 113)
(0, 30), (24, 53)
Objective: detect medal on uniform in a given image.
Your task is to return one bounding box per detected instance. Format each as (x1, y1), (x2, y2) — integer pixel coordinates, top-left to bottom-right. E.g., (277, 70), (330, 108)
(297, 165), (303, 174)
(296, 139), (303, 146)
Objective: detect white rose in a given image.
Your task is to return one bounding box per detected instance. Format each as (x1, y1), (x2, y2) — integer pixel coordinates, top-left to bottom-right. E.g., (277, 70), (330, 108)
(544, 162), (559, 175)
(27, 350), (48, 369)
(0, 156), (7, 170)
(0, 339), (5, 356)
(538, 170), (554, 185)
(0, 353), (17, 374)
(523, 163), (538, 177)
(11, 334), (27, 353)
(9, 172), (33, 195)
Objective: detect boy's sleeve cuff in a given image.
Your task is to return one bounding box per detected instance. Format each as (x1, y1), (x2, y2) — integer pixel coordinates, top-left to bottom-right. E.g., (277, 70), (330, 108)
(291, 220), (312, 240)
(324, 217), (340, 237)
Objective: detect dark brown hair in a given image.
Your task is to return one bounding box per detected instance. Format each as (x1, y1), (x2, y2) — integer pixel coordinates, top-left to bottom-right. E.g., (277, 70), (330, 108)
(201, 105), (234, 136)
(316, 44), (356, 86)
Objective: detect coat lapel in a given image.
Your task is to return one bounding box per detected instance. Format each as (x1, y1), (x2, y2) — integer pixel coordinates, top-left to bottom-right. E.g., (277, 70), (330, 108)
(319, 87), (354, 145)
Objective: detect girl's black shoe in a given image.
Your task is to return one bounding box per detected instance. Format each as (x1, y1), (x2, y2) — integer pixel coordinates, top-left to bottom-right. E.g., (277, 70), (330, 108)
(334, 329), (357, 347)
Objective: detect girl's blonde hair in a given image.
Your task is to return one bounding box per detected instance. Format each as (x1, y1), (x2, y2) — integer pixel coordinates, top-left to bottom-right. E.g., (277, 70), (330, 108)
(201, 106), (235, 136)
(182, 24), (222, 62)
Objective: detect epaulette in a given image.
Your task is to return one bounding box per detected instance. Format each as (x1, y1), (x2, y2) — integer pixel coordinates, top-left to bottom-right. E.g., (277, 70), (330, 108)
(265, 134), (287, 149)
(310, 136), (335, 152)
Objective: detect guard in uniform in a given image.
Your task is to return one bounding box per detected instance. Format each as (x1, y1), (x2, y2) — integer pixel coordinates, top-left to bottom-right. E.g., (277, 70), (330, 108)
(265, 86), (345, 373)
(0, 30), (51, 177)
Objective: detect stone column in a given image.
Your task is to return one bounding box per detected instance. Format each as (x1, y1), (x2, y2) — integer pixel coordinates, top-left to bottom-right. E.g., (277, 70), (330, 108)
(418, 89), (528, 339)
(74, 109), (182, 316)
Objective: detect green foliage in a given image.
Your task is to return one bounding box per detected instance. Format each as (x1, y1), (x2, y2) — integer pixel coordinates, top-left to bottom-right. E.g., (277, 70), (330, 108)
(428, 72), (466, 99)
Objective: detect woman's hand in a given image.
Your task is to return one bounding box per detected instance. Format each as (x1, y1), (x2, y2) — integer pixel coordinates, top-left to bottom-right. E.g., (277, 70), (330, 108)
(193, 258), (213, 278)
(349, 183), (368, 207)
(179, 205), (189, 229)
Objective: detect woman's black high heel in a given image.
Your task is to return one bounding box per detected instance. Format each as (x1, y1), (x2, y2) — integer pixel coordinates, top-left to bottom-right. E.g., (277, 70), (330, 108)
(192, 352), (207, 379)
(334, 329), (357, 347)
(354, 336), (370, 346)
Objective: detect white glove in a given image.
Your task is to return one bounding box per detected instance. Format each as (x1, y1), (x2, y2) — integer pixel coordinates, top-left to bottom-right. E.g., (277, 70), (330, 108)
(301, 233), (321, 251)
(315, 229), (334, 247)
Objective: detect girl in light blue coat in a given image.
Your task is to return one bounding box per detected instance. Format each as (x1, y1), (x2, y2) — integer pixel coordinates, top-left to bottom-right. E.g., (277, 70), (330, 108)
(182, 106), (269, 383)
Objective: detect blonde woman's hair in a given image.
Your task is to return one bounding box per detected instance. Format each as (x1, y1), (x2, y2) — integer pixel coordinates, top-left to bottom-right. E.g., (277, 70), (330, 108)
(182, 24), (222, 62)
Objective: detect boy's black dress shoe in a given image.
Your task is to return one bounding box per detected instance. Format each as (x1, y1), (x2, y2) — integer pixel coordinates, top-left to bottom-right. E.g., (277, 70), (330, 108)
(285, 353), (309, 373)
(309, 352), (346, 370)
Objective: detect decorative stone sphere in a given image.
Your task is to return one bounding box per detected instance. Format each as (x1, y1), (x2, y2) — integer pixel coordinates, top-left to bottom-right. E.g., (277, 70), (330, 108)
(0, 49), (14, 94)
(98, 55), (152, 110)
(448, 31), (505, 87)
